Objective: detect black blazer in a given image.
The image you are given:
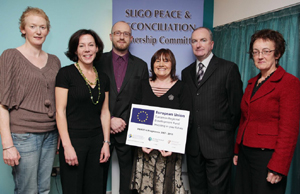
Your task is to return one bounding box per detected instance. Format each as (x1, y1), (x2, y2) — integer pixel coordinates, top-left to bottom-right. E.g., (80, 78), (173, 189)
(182, 55), (243, 159)
(95, 51), (149, 143)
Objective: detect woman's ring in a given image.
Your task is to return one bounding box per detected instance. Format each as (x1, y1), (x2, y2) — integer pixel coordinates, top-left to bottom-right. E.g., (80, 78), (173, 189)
(68, 162), (71, 165)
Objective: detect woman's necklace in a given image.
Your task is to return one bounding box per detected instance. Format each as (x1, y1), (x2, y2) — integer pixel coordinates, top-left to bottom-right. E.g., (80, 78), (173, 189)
(75, 62), (101, 105)
(75, 62), (98, 85)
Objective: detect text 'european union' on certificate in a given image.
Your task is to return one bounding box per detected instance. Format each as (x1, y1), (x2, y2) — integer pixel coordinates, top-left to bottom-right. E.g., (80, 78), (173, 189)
(126, 104), (190, 154)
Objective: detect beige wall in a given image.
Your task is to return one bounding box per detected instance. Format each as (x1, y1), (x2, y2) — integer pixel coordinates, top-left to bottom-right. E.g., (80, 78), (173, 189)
(214, 0), (300, 27)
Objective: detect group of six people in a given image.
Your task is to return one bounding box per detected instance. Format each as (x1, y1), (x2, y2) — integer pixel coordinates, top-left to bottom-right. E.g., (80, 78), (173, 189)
(0, 6), (299, 194)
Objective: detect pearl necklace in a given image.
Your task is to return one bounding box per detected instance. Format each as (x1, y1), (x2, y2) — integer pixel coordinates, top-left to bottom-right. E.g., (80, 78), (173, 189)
(75, 62), (101, 105)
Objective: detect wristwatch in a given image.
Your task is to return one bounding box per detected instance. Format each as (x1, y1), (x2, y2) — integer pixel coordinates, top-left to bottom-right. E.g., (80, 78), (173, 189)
(103, 140), (111, 145)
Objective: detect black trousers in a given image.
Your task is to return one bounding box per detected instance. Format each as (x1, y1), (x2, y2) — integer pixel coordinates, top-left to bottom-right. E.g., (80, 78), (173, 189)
(102, 137), (136, 194)
(59, 134), (107, 194)
(187, 151), (232, 194)
(234, 144), (287, 194)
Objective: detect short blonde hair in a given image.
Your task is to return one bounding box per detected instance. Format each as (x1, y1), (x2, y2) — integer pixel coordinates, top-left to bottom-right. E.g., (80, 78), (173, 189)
(19, 7), (50, 38)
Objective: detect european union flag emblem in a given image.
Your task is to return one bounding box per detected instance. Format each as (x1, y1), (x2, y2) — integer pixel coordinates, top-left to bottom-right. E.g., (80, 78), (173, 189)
(131, 108), (154, 125)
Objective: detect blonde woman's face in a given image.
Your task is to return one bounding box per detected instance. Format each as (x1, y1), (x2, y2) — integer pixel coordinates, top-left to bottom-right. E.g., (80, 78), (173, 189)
(21, 14), (49, 46)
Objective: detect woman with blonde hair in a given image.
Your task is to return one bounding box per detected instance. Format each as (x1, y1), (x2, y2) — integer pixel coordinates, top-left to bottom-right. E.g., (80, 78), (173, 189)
(0, 7), (61, 193)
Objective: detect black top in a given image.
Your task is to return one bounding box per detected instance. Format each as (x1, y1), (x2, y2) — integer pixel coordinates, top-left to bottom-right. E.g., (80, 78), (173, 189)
(55, 64), (109, 138)
(251, 71), (275, 98)
(140, 79), (191, 111)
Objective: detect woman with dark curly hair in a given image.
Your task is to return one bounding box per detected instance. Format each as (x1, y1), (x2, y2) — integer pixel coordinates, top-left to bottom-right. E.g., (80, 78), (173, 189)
(55, 29), (110, 194)
(233, 29), (300, 194)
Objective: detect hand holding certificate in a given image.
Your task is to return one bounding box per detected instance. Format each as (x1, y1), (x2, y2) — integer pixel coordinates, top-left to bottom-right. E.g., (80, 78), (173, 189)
(126, 104), (190, 154)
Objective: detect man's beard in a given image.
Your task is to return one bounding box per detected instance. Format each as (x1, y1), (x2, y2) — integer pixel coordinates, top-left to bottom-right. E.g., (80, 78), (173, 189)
(113, 41), (129, 52)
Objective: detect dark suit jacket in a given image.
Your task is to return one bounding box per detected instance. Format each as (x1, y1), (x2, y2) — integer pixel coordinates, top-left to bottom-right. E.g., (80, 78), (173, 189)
(234, 66), (300, 176)
(95, 51), (149, 143)
(182, 55), (243, 159)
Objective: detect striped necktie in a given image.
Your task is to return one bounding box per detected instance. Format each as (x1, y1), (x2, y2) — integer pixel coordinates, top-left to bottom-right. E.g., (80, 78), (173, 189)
(197, 62), (204, 85)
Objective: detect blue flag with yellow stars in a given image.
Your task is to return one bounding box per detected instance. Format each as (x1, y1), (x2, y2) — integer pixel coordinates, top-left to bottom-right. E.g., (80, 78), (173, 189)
(131, 108), (154, 125)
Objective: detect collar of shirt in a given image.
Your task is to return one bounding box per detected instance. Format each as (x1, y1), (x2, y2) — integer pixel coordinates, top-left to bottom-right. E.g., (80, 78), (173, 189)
(196, 52), (214, 73)
(112, 50), (129, 65)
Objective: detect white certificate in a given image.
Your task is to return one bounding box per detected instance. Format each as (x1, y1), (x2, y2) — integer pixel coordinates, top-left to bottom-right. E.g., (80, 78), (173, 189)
(126, 104), (190, 154)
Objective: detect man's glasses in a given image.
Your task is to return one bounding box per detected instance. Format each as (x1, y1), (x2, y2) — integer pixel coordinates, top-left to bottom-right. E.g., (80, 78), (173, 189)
(112, 31), (131, 37)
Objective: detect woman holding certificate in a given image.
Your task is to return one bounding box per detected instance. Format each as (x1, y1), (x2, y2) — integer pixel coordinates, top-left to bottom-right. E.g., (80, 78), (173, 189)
(130, 48), (191, 194)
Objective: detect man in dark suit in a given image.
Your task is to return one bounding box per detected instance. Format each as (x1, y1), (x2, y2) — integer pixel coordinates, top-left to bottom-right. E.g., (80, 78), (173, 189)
(181, 27), (243, 194)
(95, 21), (148, 194)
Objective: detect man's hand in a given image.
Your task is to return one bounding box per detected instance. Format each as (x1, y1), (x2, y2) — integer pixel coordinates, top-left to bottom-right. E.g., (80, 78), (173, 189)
(233, 155), (238, 165)
(110, 117), (126, 134)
